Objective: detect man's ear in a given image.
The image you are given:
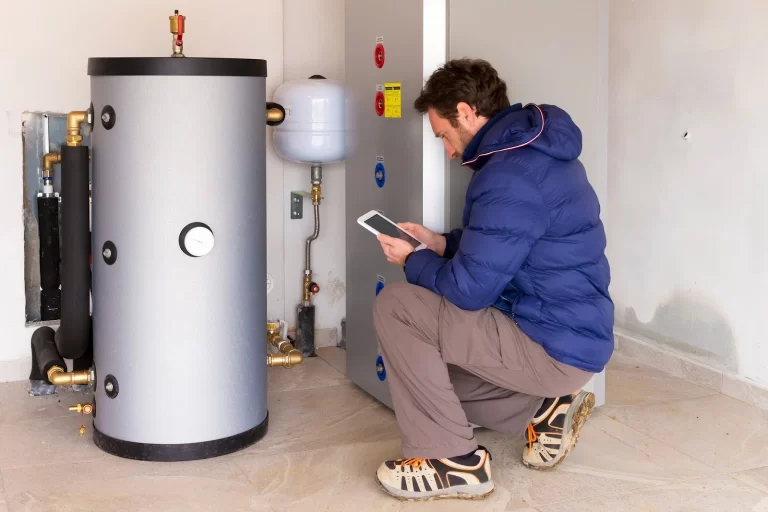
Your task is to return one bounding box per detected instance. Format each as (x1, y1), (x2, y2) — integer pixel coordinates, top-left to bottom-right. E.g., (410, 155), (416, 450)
(456, 101), (476, 119)
(455, 102), (476, 122)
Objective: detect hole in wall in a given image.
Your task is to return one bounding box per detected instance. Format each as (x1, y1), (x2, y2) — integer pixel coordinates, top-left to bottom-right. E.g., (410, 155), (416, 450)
(21, 112), (92, 326)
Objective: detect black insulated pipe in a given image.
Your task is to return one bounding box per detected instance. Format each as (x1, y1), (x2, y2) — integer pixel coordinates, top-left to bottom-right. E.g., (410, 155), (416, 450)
(295, 304), (315, 358)
(55, 145), (92, 359)
(37, 196), (61, 320)
(29, 326), (66, 382)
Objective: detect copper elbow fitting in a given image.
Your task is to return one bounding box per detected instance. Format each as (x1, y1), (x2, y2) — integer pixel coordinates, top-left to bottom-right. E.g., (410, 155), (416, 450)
(47, 366), (92, 386)
(65, 111), (88, 147)
(42, 152), (61, 179)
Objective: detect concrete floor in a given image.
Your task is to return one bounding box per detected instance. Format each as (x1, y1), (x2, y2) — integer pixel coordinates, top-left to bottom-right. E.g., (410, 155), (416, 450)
(1, 347), (767, 511)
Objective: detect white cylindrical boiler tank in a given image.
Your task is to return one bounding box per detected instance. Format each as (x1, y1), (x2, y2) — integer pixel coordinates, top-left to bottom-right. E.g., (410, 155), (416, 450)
(88, 57), (269, 461)
(272, 76), (346, 164)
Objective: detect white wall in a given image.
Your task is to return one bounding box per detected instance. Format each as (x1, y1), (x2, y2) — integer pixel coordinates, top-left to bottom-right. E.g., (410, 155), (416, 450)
(448, 0), (609, 405)
(0, 1), (346, 381)
(448, 0), (609, 222)
(282, 0), (347, 338)
(609, 0), (768, 386)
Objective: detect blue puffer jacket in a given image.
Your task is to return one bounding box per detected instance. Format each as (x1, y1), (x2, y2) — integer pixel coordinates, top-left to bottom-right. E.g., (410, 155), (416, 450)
(405, 103), (614, 373)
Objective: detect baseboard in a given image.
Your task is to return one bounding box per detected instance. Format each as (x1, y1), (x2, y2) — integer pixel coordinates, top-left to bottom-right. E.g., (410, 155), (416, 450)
(314, 327), (339, 348)
(614, 327), (768, 412)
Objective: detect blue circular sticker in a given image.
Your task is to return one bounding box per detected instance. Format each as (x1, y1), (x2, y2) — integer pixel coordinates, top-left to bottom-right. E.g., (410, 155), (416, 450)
(375, 281), (385, 296)
(374, 162), (386, 188)
(375, 355), (387, 381)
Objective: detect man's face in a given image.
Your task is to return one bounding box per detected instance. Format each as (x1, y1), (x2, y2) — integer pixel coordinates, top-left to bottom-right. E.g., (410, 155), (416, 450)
(429, 105), (485, 160)
(428, 108), (476, 160)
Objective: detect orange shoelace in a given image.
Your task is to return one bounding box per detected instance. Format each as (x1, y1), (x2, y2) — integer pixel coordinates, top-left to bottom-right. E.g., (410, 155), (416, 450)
(400, 458), (426, 470)
(527, 424), (538, 454)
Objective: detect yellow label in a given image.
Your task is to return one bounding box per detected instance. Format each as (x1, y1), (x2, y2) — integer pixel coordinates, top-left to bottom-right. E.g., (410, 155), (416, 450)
(384, 82), (402, 118)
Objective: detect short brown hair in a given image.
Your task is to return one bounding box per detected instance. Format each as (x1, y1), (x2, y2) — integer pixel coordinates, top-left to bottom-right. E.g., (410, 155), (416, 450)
(414, 59), (510, 125)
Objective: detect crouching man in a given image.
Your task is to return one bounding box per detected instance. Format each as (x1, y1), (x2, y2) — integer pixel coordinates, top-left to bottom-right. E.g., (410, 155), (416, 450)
(372, 59), (614, 501)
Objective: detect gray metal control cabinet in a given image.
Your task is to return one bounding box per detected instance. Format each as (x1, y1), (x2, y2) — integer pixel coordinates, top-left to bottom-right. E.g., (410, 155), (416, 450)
(344, 0), (448, 407)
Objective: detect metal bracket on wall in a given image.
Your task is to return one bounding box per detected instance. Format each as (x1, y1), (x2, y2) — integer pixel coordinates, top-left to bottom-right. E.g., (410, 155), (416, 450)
(290, 191), (310, 219)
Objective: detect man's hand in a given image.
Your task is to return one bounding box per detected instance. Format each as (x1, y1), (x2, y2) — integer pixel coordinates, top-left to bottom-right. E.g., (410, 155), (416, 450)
(377, 234), (414, 266)
(398, 223), (446, 257)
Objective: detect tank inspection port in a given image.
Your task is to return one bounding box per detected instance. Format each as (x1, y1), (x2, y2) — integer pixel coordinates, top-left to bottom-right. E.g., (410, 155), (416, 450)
(179, 222), (215, 257)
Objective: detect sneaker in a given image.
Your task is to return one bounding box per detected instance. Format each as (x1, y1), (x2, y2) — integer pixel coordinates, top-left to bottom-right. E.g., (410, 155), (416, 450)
(375, 447), (494, 501)
(522, 390), (595, 470)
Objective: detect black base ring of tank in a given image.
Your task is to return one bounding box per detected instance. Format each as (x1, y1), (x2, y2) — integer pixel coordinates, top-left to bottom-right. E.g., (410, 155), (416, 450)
(92, 412), (268, 462)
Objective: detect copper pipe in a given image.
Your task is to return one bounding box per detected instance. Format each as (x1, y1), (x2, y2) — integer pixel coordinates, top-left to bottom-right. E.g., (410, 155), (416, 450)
(266, 108), (285, 124)
(268, 352), (303, 368)
(303, 165), (322, 305)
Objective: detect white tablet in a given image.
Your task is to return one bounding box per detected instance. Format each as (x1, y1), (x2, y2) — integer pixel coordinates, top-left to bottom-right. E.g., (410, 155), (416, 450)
(357, 210), (427, 251)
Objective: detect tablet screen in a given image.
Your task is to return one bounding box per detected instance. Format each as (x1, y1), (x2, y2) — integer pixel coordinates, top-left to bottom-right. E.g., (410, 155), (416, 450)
(363, 214), (422, 249)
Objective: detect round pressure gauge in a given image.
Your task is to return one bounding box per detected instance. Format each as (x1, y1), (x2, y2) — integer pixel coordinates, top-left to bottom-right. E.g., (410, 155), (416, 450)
(179, 223), (215, 257)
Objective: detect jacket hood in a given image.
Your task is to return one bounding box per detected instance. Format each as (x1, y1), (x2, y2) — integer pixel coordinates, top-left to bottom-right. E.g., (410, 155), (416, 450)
(461, 103), (583, 170)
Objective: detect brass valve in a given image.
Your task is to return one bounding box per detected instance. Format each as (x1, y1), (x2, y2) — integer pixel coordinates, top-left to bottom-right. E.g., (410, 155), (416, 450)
(266, 321), (281, 345)
(69, 403), (93, 415)
(302, 274), (312, 303)
(169, 10), (186, 57)
(311, 184), (322, 205)
(69, 402), (93, 437)
(266, 321), (303, 368)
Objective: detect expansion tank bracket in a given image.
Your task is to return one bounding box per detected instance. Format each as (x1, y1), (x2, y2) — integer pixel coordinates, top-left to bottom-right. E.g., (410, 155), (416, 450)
(291, 190), (310, 219)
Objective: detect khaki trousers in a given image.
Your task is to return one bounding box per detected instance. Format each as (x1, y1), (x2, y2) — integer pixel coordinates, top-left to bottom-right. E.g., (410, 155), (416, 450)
(373, 283), (592, 459)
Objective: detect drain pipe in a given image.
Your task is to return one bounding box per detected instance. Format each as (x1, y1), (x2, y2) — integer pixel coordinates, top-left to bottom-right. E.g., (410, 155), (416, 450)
(296, 164), (322, 358)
